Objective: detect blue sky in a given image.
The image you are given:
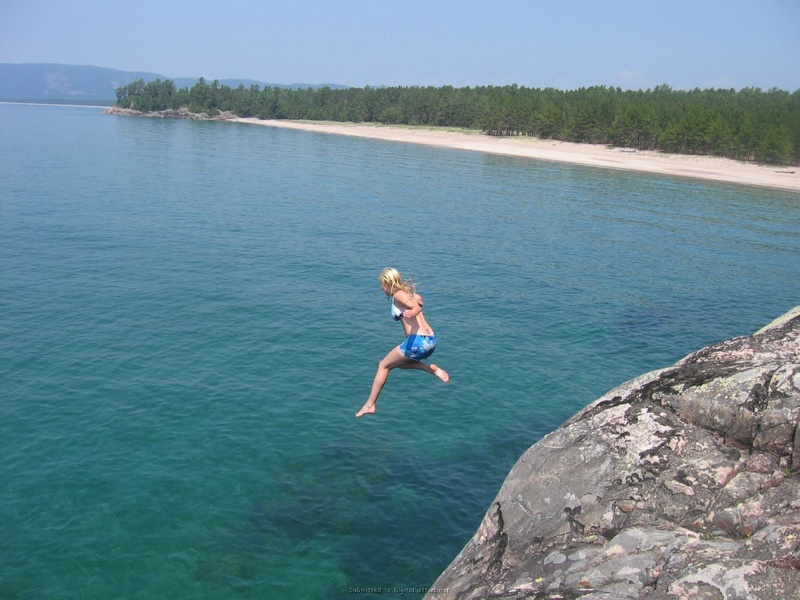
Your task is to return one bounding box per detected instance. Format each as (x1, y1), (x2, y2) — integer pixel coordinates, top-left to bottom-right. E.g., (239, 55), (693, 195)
(1, 0), (798, 91)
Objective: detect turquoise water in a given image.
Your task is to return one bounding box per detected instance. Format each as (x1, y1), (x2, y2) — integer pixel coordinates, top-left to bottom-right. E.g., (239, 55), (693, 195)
(1, 103), (798, 599)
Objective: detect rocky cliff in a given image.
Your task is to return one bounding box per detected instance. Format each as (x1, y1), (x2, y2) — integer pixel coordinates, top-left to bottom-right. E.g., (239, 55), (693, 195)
(427, 307), (800, 600)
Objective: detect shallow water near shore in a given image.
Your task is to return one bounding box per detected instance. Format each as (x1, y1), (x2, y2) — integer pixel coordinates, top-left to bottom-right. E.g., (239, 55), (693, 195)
(1, 103), (799, 600)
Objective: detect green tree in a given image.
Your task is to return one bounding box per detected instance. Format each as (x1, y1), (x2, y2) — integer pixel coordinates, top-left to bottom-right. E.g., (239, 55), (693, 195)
(114, 79), (800, 165)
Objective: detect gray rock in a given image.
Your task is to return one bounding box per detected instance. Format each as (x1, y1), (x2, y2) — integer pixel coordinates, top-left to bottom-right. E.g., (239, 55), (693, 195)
(104, 106), (237, 120)
(427, 307), (800, 600)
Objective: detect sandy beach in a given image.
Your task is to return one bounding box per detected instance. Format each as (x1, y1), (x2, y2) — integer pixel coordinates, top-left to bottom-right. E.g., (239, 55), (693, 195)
(231, 118), (800, 193)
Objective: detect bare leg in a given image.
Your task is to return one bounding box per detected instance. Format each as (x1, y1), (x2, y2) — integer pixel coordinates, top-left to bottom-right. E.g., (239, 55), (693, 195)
(398, 361), (450, 382)
(356, 347), (412, 417)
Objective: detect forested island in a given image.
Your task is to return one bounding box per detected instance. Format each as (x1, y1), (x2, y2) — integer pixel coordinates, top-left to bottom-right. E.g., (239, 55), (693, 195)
(115, 78), (800, 166)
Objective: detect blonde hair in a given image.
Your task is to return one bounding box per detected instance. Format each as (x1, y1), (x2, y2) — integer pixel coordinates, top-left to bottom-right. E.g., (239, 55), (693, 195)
(379, 267), (417, 295)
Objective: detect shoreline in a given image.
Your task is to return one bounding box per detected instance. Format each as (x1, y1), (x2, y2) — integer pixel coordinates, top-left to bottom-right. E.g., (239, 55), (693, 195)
(230, 118), (800, 193)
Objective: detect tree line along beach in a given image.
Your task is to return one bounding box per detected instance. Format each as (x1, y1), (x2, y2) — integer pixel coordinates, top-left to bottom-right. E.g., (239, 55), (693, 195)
(105, 106), (800, 193)
(104, 79), (799, 193)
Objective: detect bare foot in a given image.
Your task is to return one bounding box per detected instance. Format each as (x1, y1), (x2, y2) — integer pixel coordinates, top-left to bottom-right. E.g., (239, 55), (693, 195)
(431, 365), (450, 383)
(356, 403), (376, 418)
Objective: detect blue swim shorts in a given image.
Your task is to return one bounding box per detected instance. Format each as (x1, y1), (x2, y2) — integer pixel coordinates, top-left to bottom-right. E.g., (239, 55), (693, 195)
(399, 334), (437, 361)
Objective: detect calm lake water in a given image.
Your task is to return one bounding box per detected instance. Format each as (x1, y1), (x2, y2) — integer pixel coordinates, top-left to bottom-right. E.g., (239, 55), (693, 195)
(1, 103), (798, 599)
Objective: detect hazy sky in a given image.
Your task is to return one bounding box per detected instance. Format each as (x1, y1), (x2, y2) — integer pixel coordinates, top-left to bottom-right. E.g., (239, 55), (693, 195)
(1, 0), (798, 91)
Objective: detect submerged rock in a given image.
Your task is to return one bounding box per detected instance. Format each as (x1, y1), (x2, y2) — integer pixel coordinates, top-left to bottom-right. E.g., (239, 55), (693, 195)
(427, 306), (800, 600)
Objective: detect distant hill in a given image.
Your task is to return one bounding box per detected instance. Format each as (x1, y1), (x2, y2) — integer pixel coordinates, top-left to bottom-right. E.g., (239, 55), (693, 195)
(0, 63), (348, 104)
